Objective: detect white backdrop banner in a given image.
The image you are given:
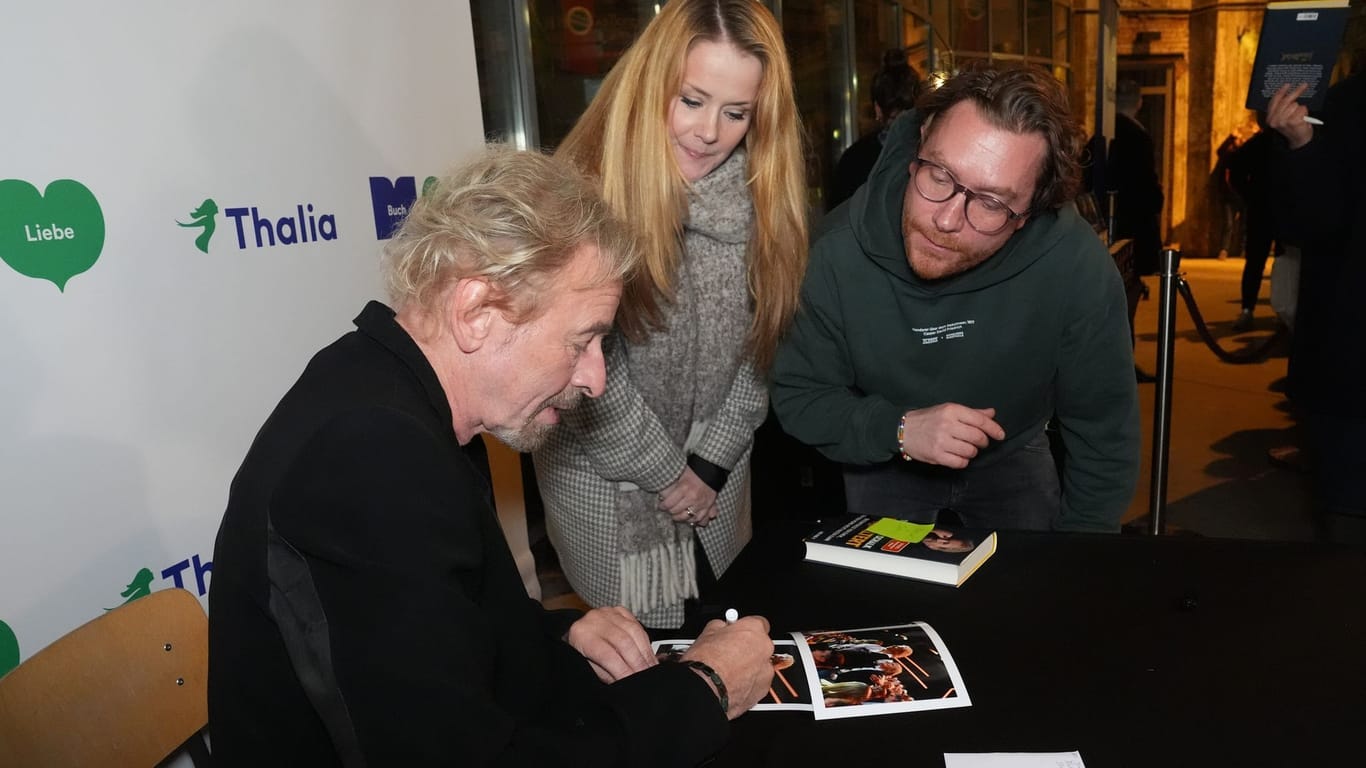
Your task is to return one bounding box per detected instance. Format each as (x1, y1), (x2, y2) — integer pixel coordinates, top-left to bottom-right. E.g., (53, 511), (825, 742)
(0, 1), (484, 674)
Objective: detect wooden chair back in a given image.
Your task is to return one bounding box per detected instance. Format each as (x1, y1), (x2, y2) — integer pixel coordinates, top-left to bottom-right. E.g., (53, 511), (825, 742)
(0, 587), (211, 767)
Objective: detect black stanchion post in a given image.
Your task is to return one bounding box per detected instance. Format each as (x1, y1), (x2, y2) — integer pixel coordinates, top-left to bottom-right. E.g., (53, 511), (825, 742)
(1149, 247), (1180, 535)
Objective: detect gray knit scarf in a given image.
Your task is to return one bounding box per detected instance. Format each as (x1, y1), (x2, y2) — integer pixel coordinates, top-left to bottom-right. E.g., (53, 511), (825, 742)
(617, 148), (754, 617)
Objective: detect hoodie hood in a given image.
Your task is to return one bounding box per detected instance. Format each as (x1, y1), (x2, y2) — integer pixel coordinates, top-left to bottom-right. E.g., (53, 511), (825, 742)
(844, 109), (1086, 296)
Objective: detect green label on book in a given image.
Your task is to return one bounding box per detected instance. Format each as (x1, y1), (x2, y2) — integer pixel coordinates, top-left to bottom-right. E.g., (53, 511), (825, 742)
(866, 518), (935, 543)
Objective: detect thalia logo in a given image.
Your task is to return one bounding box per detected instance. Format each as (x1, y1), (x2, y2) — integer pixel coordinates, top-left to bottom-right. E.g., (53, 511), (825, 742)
(0, 178), (106, 291)
(181, 196), (338, 251)
(109, 567), (156, 609)
(177, 198), (219, 253)
(369, 175), (437, 239)
(225, 204), (337, 248)
(107, 553), (212, 612)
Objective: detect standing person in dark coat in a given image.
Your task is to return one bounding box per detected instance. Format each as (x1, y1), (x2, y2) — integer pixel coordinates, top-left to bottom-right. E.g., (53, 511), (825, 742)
(1227, 116), (1282, 331)
(1210, 133), (1245, 260)
(207, 145), (777, 766)
(829, 49), (923, 209)
(1266, 74), (1366, 546)
(1106, 79), (1164, 276)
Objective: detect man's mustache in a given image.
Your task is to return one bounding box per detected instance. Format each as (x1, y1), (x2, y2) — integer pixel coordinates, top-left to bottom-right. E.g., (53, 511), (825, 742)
(544, 389), (585, 413)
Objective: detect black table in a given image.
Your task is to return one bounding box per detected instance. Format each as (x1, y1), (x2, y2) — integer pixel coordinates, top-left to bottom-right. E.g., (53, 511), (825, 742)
(694, 522), (1366, 767)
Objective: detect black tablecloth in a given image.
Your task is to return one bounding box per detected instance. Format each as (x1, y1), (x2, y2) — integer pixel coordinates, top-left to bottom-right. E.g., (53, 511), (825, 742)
(691, 522), (1366, 767)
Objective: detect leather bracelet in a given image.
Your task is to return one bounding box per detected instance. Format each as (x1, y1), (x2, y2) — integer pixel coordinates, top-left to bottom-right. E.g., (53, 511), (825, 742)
(680, 659), (728, 715)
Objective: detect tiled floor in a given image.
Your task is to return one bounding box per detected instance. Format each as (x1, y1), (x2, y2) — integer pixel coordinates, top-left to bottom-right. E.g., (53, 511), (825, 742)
(534, 255), (1313, 605)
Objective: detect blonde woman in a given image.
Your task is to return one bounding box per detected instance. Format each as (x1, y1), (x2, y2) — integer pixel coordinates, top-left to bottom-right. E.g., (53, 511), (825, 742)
(534, 0), (807, 628)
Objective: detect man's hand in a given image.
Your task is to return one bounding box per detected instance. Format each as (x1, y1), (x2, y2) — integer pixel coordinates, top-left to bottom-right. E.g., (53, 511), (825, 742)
(1267, 83), (1314, 150)
(681, 615), (774, 720)
(566, 606), (657, 683)
(658, 467), (719, 526)
(900, 404), (1005, 469)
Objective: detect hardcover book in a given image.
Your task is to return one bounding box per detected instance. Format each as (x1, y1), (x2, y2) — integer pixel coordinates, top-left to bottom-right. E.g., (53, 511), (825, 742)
(1245, 0), (1351, 113)
(803, 515), (997, 586)
(654, 621), (971, 720)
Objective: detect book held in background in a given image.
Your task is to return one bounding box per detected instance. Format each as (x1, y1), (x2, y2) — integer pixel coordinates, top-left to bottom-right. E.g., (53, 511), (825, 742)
(1245, 0), (1351, 113)
(803, 514), (997, 586)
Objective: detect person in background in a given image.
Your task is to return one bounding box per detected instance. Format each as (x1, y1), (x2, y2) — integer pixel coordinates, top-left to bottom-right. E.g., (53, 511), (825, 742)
(1265, 74), (1366, 546)
(1210, 132), (1245, 261)
(535, 0), (808, 629)
(1226, 113), (1282, 331)
(771, 64), (1140, 533)
(829, 48), (923, 209)
(1106, 79), (1164, 276)
(207, 145), (776, 766)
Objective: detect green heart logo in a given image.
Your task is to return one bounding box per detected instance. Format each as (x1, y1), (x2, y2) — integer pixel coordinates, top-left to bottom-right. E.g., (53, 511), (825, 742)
(0, 179), (106, 292)
(0, 619), (18, 678)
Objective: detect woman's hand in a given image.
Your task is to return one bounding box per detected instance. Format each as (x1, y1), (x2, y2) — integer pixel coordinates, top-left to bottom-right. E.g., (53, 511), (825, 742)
(658, 467), (719, 526)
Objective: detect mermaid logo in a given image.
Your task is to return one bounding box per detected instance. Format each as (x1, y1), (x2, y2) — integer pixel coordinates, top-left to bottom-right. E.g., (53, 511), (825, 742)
(0, 619), (18, 678)
(178, 198), (219, 253)
(109, 567), (155, 609)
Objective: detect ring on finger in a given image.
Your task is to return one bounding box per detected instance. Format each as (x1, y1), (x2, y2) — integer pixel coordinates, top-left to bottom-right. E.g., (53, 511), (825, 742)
(685, 506), (695, 518)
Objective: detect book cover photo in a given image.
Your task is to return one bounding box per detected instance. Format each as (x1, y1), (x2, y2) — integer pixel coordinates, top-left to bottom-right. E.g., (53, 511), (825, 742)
(1244, 0), (1352, 113)
(803, 515), (998, 586)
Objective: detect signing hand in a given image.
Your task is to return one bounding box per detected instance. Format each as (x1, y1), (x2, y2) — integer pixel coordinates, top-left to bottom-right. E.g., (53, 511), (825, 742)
(1266, 83), (1314, 150)
(899, 404), (1005, 469)
(681, 615), (774, 720)
(566, 606), (657, 683)
(658, 467), (719, 526)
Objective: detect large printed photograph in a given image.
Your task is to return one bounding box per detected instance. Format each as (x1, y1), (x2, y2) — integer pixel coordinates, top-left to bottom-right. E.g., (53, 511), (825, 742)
(653, 621), (970, 719)
(796, 621), (971, 720)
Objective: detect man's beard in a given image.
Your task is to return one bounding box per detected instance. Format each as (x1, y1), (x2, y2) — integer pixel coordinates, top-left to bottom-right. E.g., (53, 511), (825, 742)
(488, 387), (585, 452)
(903, 214), (995, 281)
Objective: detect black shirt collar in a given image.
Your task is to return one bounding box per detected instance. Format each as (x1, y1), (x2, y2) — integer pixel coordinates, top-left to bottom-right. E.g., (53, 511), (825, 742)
(352, 300), (455, 441)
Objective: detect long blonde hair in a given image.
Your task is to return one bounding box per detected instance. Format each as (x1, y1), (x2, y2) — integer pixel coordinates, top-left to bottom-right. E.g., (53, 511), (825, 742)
(556, 0), (807, 372)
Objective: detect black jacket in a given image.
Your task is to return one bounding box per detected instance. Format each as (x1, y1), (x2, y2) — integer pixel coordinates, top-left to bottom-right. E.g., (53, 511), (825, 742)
(1275, 74), (1366, 413)
(1106, 114), (1163, 274)
(208, 301), (726, 766)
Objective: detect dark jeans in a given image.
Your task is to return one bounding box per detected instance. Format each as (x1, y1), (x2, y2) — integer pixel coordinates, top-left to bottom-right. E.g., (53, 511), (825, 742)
(1241, 213), (1277, 311)
(842, 429), (1061, 531)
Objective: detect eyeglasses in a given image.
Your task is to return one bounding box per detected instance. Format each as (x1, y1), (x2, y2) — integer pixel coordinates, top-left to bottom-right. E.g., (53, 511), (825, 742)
(911, 157), (1028, 235)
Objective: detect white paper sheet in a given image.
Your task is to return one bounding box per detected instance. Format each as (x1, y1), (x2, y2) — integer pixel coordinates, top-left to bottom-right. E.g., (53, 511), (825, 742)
(944, 752), (1086, 768)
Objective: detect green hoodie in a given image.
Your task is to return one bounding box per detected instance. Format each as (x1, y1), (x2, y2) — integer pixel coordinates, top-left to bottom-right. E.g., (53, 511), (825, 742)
(771, 110), (1140, 531)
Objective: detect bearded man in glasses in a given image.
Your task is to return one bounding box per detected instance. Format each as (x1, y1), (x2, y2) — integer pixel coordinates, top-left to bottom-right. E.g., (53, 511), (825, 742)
(771, 64), (1139, 533)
